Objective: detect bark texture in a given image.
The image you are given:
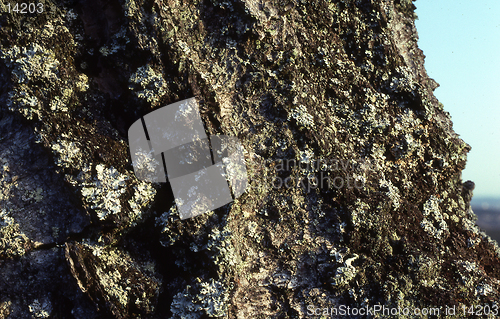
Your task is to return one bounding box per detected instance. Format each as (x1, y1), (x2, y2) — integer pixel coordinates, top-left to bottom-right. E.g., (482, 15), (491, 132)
(1, 0), (499, 318)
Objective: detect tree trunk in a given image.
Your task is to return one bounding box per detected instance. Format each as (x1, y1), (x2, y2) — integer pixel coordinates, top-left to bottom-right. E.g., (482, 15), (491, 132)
(1, 0), (499, 318)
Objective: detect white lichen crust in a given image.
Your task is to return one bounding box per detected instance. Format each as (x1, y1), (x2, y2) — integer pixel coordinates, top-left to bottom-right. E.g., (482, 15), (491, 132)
(170, 278), (230, 318)
(129, 64), (167, 106)
(65, 242), (162, 318)
(80, 164), (129, 220)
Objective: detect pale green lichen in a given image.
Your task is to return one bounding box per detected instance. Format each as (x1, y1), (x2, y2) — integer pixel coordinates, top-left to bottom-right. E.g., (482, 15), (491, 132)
(0, 157), (15, 202)
(156, 204), (181, 247)
(421, 195), (449, 241)
(50, 136), (82, 169)
(28, 299), (52, 319)
(75, 74), (89, 92)
(0, 209), (30, 259)
(288, 104), (315, 128)
(167, 222), (234, 317)
(379, 177), (401, 209)
(128, 182), (156, 225)
(0, 300), (12, 317)
(65, 9), (78, 21)
(350, 199), (370, 228)
(170, 278), (230, 318)
(130, 147), (164, 182)
(49, 88), (73, 112)
(129, 65), (167, 106)
(49, 96), (68, 112)
(195, 279), (230, 317)
(5, 86), (42, 120)
(415, 255), (441, 288)
(455, 260), (487, 296)
(124, 0), (141, 18)
(80, 165), (128, 220)
(298, 148), (315, 165)
(329, 248), (358, 288)
(247, 220), (258, 239)
(96, 267), (129, 308)
(70, 242), (161, 315)
(1, 43), (59, 84)
(1, 19), (83, 119)
(99, 27), (130, 56)
(1, 41), (76, 118)
(206, 226), (238, 268)
(462, 206), (481, 236)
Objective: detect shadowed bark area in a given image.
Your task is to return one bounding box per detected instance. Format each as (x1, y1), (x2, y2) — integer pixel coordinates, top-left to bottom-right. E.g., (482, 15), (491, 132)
(1, 0), (499, 318)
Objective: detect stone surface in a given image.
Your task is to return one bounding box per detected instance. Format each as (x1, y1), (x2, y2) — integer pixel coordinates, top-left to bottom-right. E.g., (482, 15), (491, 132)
(1, 0), (499, 318)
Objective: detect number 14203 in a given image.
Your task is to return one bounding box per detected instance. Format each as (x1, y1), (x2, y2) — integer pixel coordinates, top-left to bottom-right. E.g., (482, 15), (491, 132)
(7, 3), (44, 14)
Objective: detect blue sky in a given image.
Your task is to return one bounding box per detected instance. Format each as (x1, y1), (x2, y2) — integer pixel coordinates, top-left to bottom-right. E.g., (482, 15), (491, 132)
(414, 1), (500, 199)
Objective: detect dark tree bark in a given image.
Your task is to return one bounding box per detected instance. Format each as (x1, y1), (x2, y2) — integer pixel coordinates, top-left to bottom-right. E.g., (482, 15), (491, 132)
(1, 0), (499, 318)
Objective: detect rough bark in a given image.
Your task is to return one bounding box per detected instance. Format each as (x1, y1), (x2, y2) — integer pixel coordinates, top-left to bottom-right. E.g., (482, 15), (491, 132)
(1, 0), (499, 318)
